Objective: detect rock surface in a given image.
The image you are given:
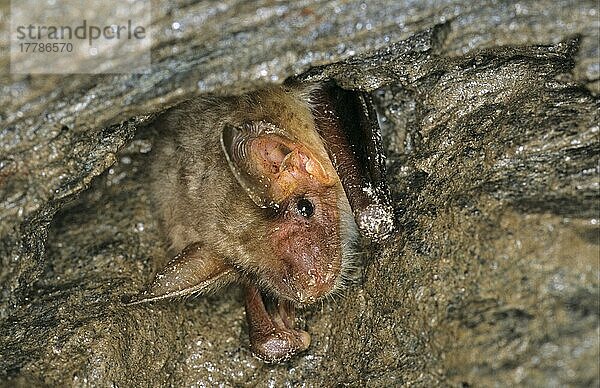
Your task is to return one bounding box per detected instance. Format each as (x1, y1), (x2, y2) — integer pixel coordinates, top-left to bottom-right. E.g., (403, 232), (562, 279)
(0, 0), (598, 386)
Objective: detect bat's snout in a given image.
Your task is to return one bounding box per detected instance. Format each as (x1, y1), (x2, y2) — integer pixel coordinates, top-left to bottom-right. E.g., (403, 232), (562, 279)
(287, 265), (337, 304)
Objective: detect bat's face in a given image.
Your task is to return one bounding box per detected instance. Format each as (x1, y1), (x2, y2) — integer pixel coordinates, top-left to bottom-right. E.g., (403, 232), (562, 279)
(222, 120), (355, 305)
(263, 173), (346, 304)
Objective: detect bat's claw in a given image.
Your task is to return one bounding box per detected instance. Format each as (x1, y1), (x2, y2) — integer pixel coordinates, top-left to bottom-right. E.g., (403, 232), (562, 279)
(250, 326), (311, 364)
(244, 285), (311, 363)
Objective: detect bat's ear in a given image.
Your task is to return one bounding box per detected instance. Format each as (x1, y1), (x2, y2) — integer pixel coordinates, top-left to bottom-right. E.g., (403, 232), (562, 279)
(221, 122), (334, 209)
(125, 243), (234, 304)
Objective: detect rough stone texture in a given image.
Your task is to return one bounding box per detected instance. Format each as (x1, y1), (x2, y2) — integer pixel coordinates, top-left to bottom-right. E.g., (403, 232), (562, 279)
(0, 0), (598, 386)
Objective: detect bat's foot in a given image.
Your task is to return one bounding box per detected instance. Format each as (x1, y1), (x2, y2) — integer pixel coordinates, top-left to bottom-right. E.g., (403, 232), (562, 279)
(244, 285), (310, 363)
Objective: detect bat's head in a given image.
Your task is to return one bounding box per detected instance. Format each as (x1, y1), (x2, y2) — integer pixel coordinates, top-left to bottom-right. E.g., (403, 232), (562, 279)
(222, 119), (357, 305)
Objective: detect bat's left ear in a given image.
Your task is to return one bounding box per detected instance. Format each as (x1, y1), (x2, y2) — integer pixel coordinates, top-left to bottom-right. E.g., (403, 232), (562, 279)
(221, 122), (333, 209)
(124, 242), (235, 304)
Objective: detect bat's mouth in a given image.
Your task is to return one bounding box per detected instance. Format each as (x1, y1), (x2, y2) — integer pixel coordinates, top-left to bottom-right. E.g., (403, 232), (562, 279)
(266, 264), (340, 307)
(257, 281), (333, 309)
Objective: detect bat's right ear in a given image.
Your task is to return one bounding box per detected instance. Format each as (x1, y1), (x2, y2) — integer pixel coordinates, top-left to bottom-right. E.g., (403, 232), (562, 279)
(221, 122), (333, 209)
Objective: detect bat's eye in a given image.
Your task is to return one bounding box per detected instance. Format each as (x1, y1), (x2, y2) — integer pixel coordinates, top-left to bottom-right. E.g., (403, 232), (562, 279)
(296, 198), (314, 218)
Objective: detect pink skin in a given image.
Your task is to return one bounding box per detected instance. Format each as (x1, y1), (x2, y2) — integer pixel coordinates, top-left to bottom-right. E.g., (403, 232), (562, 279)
(267, 190), (341, 304)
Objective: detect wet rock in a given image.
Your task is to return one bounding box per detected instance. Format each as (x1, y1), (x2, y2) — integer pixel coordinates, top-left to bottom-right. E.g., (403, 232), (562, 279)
(0, 0), (598, 386)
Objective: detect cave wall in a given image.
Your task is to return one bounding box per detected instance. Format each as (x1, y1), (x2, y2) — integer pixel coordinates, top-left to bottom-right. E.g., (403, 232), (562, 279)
(0, 1), (598, 386)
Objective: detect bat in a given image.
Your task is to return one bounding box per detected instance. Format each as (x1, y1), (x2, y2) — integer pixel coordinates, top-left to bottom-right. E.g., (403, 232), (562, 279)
(127, 82), (394, 363)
